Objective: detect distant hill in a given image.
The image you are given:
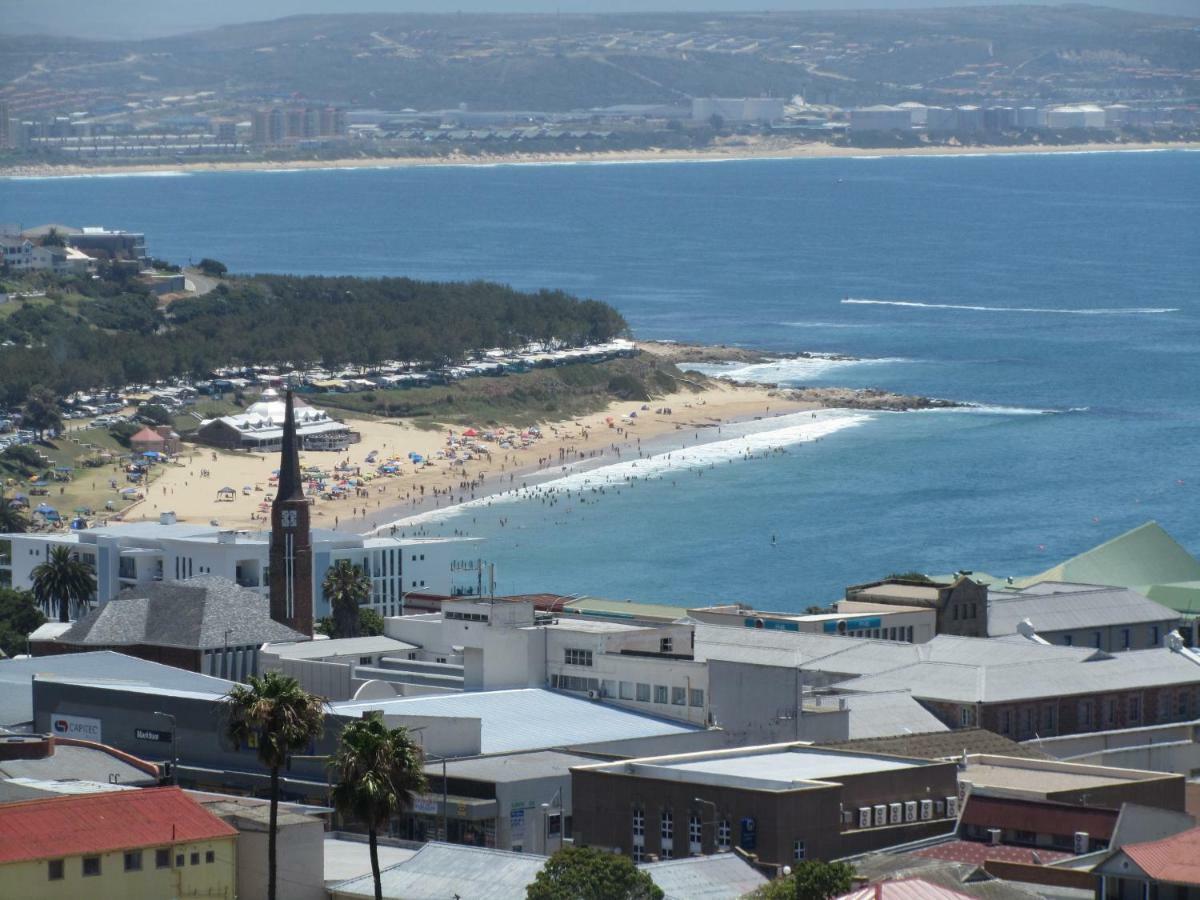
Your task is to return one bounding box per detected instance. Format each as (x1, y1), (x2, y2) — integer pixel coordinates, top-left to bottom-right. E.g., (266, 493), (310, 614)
(2, 7), (1197, 113)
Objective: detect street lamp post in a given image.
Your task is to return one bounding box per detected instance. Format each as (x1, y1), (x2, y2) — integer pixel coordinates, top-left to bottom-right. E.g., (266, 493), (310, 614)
(153, 711), (178, 785)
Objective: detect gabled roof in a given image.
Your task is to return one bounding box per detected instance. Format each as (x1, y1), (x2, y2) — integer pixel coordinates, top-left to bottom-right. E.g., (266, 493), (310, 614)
(56, 576), (307, 650)
(129, 427), (165, 443)
(986, 584), (1178, 636)
(0, 786), (237, 864)
(1018, 522), (1200, 591)
(821, 727), (1049, 761)
(1119, 826), (1200, 886)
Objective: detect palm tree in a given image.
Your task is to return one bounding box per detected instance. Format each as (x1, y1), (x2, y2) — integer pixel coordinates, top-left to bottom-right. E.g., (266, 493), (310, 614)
(322, 559), (372, 639)
(330, 713), (426, 900)
(222, 672), (326, 900)
(0, 496), (29, 534)
(30, 545), (95, 623)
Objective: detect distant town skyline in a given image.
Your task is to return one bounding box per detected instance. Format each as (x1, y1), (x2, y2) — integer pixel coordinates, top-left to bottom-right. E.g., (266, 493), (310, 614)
(6, 0), (1196, 41)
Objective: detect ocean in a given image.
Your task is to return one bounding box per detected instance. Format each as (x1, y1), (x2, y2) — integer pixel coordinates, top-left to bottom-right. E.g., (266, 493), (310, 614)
(4, 150), (1199, 606)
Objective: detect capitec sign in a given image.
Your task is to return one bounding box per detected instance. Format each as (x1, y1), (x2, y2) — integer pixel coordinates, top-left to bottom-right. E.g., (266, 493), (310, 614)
(822, 616), (882, 634)
(51, 713), (102, 742)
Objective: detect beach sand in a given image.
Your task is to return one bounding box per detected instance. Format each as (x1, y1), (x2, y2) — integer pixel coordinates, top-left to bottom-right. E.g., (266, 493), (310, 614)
(2, 138), (1195, 179)
(119, 378), (812, 534)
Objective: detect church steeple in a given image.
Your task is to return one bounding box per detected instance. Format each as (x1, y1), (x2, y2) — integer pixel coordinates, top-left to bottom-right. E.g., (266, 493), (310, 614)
(268, 389), (313, 637)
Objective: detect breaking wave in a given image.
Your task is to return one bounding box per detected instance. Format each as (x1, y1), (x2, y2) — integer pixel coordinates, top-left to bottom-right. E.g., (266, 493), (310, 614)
(842, 298), (1178, 315)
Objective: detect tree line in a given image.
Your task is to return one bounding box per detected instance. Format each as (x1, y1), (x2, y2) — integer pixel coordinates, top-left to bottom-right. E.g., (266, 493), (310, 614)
(0, 272), (628, 407)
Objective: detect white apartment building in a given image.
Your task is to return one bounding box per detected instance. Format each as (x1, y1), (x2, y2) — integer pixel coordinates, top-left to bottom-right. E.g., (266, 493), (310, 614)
(385, 598), (710, 725)
(0, 521), (479, 620)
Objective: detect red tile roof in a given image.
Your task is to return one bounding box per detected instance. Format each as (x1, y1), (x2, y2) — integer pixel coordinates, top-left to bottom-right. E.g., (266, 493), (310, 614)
(916, 840), (1071, 866)
(962, 794), (1118, 840)
(1122, 826), (1200, 886)
(130, 427), (165, 443)
(0, 786), (237, 864)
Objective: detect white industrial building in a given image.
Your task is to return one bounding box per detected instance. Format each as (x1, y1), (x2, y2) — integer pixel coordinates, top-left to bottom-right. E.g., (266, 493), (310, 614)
(848, 105), (914, 132)
(691, 97), (785, 124)
(1045, 105), (1108, 129)
(0, 521), (479, 619)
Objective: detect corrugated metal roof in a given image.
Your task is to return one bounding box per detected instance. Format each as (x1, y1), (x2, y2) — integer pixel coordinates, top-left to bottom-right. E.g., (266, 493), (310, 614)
(987, 585), (1177, 636)
(266, 635), (417, 659)
(641, 852), (768, 899)
(331, 842), (544, 899)
(1019, 522), (1200, 590)
(841, 879), (976, 900)
(837, 692), (950, 739)
(0, 786), (237, 864)
(332, 689), (699, 754)
(1121, 826), (1200, 885)
(0, 651), (234, 727)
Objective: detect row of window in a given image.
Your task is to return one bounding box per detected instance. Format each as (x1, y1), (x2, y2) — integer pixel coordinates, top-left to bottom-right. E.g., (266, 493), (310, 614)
(951, 602), (980, 621)
(48, 848), (216, 880)
(549, 673), (704, 708)
(996, 690), (1195, 736)
(446, 611), (488, 622)
(1060, 626), (1160, 649)
(631, 810), (784, 862)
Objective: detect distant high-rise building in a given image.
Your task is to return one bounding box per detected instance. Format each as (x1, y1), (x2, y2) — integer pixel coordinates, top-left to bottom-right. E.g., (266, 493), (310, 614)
(0, 100), (11, 149)
(333, 108), (348, 136)
(319, 106), (335, 136)
(285, 108), (304, 140)
(303, 107), (320, 138)
(251, 109), (270, 144)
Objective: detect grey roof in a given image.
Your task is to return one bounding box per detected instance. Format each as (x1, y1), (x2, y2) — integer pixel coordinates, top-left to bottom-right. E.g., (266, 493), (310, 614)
(821, 727), (1051, 761)
(839, 643), (1200, 704)
(265, 635), (418, 660)
(332, 689), (699, 754)
(323, 837), (418, 887)
(432, 750), (603, 783)
(0, 651), (234, 727)
(836, 691), (950, 740)
(641, 853), (768, 899)
(987, 584), (1179, 637)
(56, 576), (307, 650)
(1111, 803), (1196, 849)
(0, 744), (158, 786)
(330, 842), (545, 900)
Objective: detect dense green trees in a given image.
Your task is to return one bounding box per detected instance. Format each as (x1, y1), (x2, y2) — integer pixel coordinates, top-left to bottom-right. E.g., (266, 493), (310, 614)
(0, 274), (627, 405)
(20, 387), (63, 441)
(0, 588), (45, 658)
(526, 846), (663, 900)
(748, 860), (855, 900)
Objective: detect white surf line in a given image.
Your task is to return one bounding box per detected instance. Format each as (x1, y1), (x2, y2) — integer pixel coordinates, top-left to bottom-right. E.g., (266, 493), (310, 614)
(842, 298), (1178, 315)
(369, 409), (872, 533)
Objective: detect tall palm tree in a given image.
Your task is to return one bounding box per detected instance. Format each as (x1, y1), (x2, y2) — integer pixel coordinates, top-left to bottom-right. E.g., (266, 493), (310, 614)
(223, 672), (326, 900)
(330, 712), (426, 900)
(322, 558), (372, 639)
(30, 545), (95, 623)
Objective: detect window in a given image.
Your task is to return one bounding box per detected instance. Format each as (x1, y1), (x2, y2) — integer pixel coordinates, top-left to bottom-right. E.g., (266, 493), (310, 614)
(1106, 698), (1118, 726)
(205, 851), (215, 864)
(1022, 708), (1034, 734)
(717, 819), (732, 850)
(1001, 709), (1012, 735)
(1093, 632), (1102, 649)
(83, 856), (101, 877)
(1043, 705), (1056, 731)
(1063, 635), (1073, 646)
(620, 681), (634, 700)
(156, 849), (170, 869)
(654, 685), (669, 704)
(1180, 691), (1190, 718)
(636, 683), (651, 702)
(124, 850), (143, 871)
(632, 808), (645, 838)
(632, 845), (644, 863)
(176, 854), (185, 868)
(1129, 695), (1141, 723)
(359, 656), (373, 665)
(953, 606), (959, 621)
(191, 852), (200, 866)
(661, 810), (674, 856)
(959, 707), (974, 726)
(47, 860), (64, 881)
(564, 648), (593, 667)
(690, 688), (705, 708)
(793, 840), (806, 861)
(671, 687), (686, 706)
(660, 637), (673, 653)
(1122, 629), (1132, 650)
(1078, 700), (1093, 728)
(1151, 626), (1160, 646)
(689, 813), (702, 854)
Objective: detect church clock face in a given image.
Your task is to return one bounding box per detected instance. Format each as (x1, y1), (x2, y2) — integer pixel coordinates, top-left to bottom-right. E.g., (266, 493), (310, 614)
(281, 510), (298, 528)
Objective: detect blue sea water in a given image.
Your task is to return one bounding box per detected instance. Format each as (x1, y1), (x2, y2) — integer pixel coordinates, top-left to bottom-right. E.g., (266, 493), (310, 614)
(4, 150), (1199, 605)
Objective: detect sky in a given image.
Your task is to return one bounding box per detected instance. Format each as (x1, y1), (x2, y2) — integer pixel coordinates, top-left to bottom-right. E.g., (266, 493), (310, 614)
(4, 0), (1195, 41)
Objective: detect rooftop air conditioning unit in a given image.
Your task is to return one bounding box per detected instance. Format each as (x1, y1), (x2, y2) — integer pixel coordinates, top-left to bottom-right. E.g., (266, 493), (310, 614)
(920, 800), (933, 821)
(904, 801), (917, 823)
(586, 690), (600, 700)
(989, 828), (1002, 846)
(874, 805), (887, 827)
(858, 807), (872, 829)
(889, 803), (902, 824)
(945, 796), (959, 818)
(1074, 832), (1089, 854)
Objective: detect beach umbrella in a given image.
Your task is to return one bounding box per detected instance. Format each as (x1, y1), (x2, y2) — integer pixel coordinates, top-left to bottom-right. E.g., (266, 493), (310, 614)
(120, 487), (139, 495)
(34, 504), (57, 515)
(463, 428), (478, 437)
(70, 518), (88, 530)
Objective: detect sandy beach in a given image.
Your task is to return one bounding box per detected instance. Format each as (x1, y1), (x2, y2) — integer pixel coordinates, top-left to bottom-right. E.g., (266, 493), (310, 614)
(2, 138), (1195, 179)
(118, 377), (813, 535)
